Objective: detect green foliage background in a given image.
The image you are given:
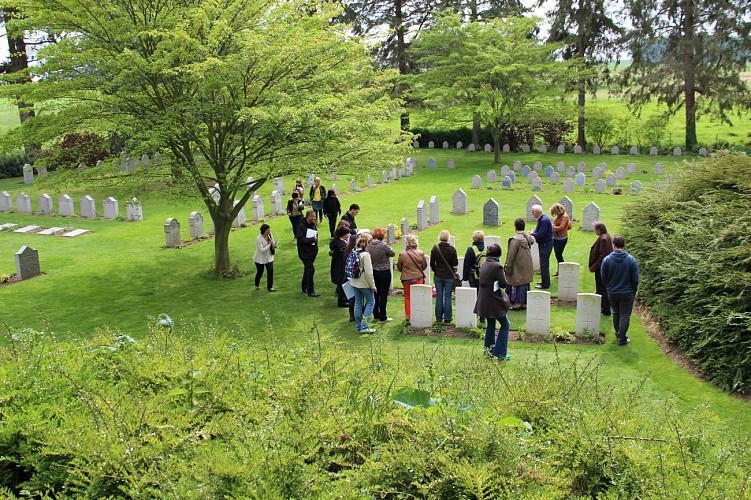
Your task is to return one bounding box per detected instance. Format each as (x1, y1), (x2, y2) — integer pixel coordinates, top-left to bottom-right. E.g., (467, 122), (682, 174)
(623, 154), (751, 392)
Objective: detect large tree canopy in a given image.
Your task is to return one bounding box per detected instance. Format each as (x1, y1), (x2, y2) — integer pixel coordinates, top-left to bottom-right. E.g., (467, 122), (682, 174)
(620, 0), (751, 150)
(409, 14), (567, 162)
(0, 0), (409, 274)
(541, 0), (621, 147)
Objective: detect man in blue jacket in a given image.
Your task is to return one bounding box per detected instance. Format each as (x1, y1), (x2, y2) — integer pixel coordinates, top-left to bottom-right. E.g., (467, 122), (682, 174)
(530, 204), (553, 289)
(601, 235), (640, 346)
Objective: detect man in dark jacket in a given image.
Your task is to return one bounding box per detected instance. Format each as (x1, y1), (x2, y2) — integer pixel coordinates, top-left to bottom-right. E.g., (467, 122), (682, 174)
(296, 210), (320, 297)
(601, 235), (639, 346)
(530, 204), (553, 289)
(341, 204), (360, 234)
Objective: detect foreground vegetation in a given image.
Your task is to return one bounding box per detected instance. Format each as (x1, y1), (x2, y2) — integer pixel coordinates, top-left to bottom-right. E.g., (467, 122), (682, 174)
(1, 323), (750, 498)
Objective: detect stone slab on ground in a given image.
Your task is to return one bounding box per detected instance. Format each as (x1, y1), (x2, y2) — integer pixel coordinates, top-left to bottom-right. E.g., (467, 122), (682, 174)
(62, 229), (92, 237)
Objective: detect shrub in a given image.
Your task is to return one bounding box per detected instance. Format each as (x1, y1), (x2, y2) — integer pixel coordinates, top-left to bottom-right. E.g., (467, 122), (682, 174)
(585, 109), (615, 146)
(36, 132), (110, 171)
(623, 153), (751, 393)
(0, 152), (31, 179)
(534, 118), (573, 148)
(1, 322), (750, 497)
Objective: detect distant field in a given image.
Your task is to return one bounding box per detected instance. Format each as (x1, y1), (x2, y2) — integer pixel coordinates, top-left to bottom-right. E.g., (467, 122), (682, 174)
(0, 100), (20, 136)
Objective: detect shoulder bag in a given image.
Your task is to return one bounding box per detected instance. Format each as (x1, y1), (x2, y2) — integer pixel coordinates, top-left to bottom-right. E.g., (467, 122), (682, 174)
(436, 245), (462, 289)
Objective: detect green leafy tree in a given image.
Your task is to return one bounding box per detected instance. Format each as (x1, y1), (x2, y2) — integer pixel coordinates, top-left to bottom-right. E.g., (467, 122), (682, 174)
(409, 14), (567, 162)
(540, 0), (621, 147)
(620, 0), (751, 151)
(0, 0), (407, 275)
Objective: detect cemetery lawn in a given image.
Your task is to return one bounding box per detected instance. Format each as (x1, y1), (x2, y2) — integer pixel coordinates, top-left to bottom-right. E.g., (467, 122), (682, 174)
(0, 105), (21, 136)
(1, 149), (749, 434)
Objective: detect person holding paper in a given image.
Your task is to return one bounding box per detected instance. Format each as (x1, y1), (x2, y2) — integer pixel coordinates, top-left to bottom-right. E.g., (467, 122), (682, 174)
(296, 210), (320, 297)
(330, 225), (351, 307)
(474, 244), (511, 359)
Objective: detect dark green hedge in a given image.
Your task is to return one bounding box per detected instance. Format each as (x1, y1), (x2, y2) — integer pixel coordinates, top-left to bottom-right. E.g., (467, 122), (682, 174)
(622, 153), (751, 393)
(0, 152), (31, 179)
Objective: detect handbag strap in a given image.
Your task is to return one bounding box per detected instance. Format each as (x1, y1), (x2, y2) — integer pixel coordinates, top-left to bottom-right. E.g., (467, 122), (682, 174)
(435, 244), (453, 270)
(405, 249), (422, 270)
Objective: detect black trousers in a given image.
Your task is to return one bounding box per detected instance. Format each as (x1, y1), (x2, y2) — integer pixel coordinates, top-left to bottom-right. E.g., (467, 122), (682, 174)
(372, 269), (391, 321)
(254, 262), (273, 289)
(301, 258), (315, 294)
(594, 269), (611, 313)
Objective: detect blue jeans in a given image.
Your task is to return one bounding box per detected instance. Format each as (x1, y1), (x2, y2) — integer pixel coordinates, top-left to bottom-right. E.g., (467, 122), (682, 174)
(484, 316), (511, 357)
(538, 241), (553, 288)
(353, 286), (375, 332)
(434, 276), (454, 322)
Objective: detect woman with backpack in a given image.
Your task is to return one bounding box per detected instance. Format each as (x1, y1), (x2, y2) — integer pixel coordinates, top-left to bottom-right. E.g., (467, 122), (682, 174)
(348, 233), (377, 333)
(551, 203), (572, 277)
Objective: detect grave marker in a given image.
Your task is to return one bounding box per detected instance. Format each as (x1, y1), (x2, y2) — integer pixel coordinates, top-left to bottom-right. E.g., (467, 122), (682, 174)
(487, 170), (497, 183)
(558, 262), (580, 302)
(164, 218), (181, 247)
(416, 200), (428, 230)
(23, 164), (34, 184)
(483, 198), (500, 226)
(15, 246), (41, 280)
(594, 179), (606, 193)
(526, 290), (551, 335)
(39, 194), (53, 215)
(189, 211), (204, 239)
(80, 195), (96, 218)
(103, 197), (119, 219)
(429, 196), (439, 225)
(251, 195), (263, 223)
(455, 287), (477, 328)
(452, 189), (468, 214)
(387, 224), (395, 244)
(234, 200), (248, 227)
(576, 293), (602, 335)
(526, 195), (542, 221)
(471, 175), (482, 189)
(0, 192), (11, 212)
(126, 198), (143, 221)
(410, 284), (434, 328)
(16, 193), (32, 214)
(582, 202), (599, 231)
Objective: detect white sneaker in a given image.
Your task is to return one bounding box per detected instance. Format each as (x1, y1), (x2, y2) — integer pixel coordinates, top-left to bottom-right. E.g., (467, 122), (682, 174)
(360, 328), (376, 334)
(381, 318), (393, 323)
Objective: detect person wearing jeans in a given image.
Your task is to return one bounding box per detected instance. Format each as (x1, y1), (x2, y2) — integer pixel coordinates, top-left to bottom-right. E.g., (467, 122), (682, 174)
(473, 244), (511, 359)
(530, 204), (553, 289)
(430, 230), (458, 323)
(348, 233), (377, 333)
(601, 235), (640, 346)
(253, 224), (277, 291)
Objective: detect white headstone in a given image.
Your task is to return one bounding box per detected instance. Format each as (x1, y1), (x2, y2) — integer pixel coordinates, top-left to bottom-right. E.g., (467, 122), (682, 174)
(452, 189), (468, 214)
(594, 179), (606, 193)
(574, 145), (582, 154)
(582, 202), (599, 231)
(562, 179), (574, 193)
(410, 284), (434, 328)
(442, 141), (449, 149)
(350, 179), (357, 193)
(629, 146), (638, 155)
(593, 145), (601, 155)
(38, 194), (53, 215)
(428, 158), (437, 169)
(673, 147), (682, 156)
(126, 198), (143, 221)
(558, 262), (580, 302)
(80, 195), (96, 218)
(576, 293), (602, 335)
(484, 144), (492, 153)
(38, 227), (64, 235)
(605, 173), (617, 186)
(698, 147), (708, 157)
(251, 196), (264, 223)
(531, 177), (542, 191)
(611, 146), (620, 155)
(103, 197), (119, 219)
(234, 200), (248, 227)
(487, 170), (497, 183)
(164, 218), (181, 247)
(189, 211), (204, 239)
(429, 196), (439, 225)
(550, 172), (560, 185)
(447, 159), (456, 169)
(559, 196), (574, 221)
(273, 177), (284, 195)
(654, 163), (664, 174)
(630, 180), (643, 195)
(387, 224), (395, 245)
(484, 235), (502, 249)
(615, 167), (626, 180)
(575, 172), (586, 186)
(626, 162), (636, 174)
(471, 175), (482, 189)
(23, 164), (34, 184)
(428, 140), (435, 149)
(521, 144), (530, 153)
(455, 287), (477, 328)
(271, 190), (283, 215)
(416, 200), (428, 230)
(16, 193), (32, 214)
(650, 146), (658, 155)
(0, 192), (11, 212)
(557, 145), (565, 154)
(526, 290), (551, 335)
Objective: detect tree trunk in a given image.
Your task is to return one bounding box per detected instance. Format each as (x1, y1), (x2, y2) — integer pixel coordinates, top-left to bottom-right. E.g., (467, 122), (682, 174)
(492, 127), (501, 163)
(472, 112), (481, 148)
(577, 87), (586, 148)
(213, 217), (232, 275)
(395, 0), (410, 132)
(3, 7), (38, 154)
(576, 15), (586, 148)
(682, 0), (697, 151)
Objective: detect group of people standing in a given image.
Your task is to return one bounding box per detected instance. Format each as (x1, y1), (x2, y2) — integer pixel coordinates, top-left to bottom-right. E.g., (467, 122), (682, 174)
(256, 176), (639, 351)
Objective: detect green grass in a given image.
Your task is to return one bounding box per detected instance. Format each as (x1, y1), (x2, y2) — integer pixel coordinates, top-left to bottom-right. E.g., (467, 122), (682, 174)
(0, 101), (21, 136)
(2, 148), (749, 434)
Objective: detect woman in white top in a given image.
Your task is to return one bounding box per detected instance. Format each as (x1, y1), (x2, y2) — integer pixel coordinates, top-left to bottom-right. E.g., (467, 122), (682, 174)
(349, 233), (377, 333)
(253, 224), (277, 291)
